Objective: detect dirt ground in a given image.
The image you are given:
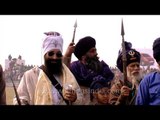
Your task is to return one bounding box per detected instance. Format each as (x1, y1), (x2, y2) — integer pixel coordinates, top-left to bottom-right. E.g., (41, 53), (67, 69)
(6, 81), (19, 105)
(6, 86), (15, 105)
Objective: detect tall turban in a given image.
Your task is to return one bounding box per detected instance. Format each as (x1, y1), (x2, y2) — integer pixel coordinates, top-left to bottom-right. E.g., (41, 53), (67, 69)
(74, 36), (96, 60)
(42, 32), (63, 56)
(116, 41), (141, 73)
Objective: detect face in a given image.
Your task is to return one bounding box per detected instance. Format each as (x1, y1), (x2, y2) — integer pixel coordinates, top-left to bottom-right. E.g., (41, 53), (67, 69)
(95, 87), (110, 105)
(44, 49), (63, 75)
(127, 62), (142, 83)
(84, 47), (102, 72)
(85, 47), (98, 59)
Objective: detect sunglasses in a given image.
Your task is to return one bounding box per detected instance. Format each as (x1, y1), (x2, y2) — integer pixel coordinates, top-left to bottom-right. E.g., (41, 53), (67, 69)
(47, 51), (62, 58)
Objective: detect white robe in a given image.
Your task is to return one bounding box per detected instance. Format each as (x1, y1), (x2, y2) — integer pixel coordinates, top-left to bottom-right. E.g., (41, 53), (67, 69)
(13, 63), (84, 105)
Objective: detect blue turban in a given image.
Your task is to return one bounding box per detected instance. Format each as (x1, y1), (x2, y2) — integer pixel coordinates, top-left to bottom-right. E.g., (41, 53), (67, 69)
(90, 79), (110, 91)
(116, 41), (141, 73)
(90, 79), (110, 101)
(74, 36), (96, 60)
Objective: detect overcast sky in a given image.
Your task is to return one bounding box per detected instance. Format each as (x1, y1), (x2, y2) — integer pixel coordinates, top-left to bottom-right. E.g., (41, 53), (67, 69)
(0, 15), (160, 69)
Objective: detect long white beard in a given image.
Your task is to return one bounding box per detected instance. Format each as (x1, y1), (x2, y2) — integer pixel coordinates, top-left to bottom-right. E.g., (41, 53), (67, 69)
(127, 71), (143, 90)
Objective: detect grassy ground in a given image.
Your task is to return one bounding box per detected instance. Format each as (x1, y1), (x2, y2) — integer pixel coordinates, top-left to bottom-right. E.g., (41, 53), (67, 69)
(6, 86), (15, 105)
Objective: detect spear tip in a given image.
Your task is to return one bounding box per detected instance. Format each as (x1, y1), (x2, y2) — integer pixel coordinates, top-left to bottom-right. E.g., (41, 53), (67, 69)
(74, 19), (77, 28)
(121, 18), (125, 36)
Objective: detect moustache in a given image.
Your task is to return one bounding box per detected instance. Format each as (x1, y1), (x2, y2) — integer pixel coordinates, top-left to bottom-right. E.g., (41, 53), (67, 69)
(48, 59), (61, 64)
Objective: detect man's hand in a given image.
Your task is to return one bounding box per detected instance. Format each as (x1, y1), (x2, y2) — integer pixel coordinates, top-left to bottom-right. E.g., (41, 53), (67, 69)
(63, 89), (77, 102)
(64, 42), (75, 57)
(120, 86), (131, 97)
(63, 85), (77, 102)
(115, 85), (131, 105)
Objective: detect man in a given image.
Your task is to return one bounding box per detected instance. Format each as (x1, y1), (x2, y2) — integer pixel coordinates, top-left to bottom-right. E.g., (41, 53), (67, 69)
(136, 37), (160, 105)
(109, 41), (142, 105)
(13, 31), (83, 105)
(0, 64), (6, 105)
(66, 36), (114, 105)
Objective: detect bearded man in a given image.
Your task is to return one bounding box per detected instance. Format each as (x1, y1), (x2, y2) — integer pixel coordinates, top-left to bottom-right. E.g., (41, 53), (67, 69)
(68, 36), (114, 105)
(13, 31), (83, 105)
(109, 41), (143, 105)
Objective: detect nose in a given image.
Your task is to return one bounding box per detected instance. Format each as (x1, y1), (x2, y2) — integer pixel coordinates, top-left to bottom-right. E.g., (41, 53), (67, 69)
(134, 65), (140, 70)
(51, 54), (58, 59)
(103, 94), (109, 98)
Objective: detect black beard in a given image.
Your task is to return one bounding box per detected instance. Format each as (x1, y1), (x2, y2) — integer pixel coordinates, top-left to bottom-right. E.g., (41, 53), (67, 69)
(45, 59), (63, 76)
(85, 56), (102, 73)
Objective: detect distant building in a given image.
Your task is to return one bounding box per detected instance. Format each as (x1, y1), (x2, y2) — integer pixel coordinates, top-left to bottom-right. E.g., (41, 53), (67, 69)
(16, 59), (25, 66)
(5, 58), (25, 70)
(5, 59), (10, 70)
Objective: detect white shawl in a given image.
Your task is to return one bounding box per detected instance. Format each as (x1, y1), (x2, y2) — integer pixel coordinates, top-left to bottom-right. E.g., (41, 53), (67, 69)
(34, 63), (84, 105)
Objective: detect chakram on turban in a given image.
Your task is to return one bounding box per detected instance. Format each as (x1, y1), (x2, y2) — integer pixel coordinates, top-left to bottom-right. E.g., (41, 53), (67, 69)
(116, 41), (141, 73)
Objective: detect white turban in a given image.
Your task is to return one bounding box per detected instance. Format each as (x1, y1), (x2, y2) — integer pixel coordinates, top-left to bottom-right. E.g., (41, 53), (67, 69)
(42, 34), (63, 56)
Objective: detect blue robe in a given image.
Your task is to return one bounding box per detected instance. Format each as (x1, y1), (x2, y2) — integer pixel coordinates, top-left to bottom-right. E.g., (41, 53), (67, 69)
(136, 71), (160, 105)
(70, 60), (114, 87)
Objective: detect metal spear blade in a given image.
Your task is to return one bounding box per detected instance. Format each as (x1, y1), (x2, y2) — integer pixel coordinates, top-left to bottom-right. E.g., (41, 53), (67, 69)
(121, 18), (125, 36)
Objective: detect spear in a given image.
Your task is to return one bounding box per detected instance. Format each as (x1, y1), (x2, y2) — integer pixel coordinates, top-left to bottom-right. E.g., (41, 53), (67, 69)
(67, 20), (77, 105)
(121, 18), (128, 86)
(71, 19), (77, 43)
(69, 19), (77, 62)
(62, 20), (77, 68)
(10, 67), (21, 105)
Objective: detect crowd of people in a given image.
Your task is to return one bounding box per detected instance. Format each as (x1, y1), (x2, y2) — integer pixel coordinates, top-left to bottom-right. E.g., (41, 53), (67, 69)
(0, 31), (160, 105)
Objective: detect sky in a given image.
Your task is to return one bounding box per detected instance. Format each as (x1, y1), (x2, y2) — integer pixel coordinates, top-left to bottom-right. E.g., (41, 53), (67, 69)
(0, 15), (160, 69)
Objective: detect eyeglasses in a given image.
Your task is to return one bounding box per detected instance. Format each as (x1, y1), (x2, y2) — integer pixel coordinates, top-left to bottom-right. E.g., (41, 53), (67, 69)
(47, 51), (62, 58)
